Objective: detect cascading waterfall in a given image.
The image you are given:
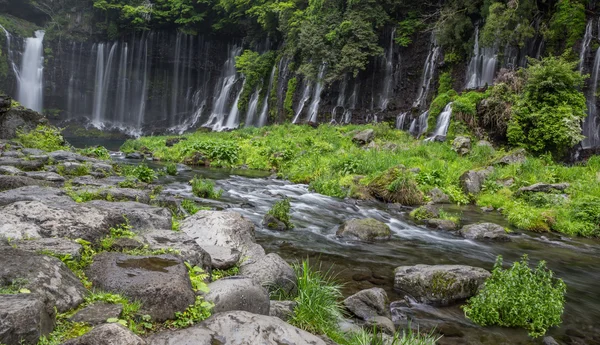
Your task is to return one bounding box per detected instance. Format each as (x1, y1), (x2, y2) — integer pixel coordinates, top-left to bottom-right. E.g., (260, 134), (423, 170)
(307, 64), (326, 123)
(92, 42), (118, 127)
(396, 112), (408, 130)
(582, 46), (600, 148)
(17, 30), (45, 112)
(427, 103), (453, 139)
(579, 20), (593, 72)
(224, 81), (243, 130)
(245, 89), (260, 126)
(343, 83), (359, 124)
(378, 28), (396, 111)
(204, 45), (242, 131)
(293, 80), (312, 123)
(0, 25), (19, 77)
(465, 27), (497, 89)
(331, 75), (347, 123)
(413, 35), (440, 110)
(257, 65), (276, 127)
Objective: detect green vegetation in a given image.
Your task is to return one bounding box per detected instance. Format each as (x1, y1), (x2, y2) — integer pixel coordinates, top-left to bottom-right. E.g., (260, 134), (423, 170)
(165, 162), (178, 175)
(17, 125), (68, 152)
(284, 77), (298, 119)
(212, 265), (240, 280)
(118, 163), (157, 183)
(463, 255), (566, 337)
(235, 50), (276, 113)
(266, 198), (294, 229)
(57, 163), (91, 177)
(77, 146), (111, 160)
(165, 263), (212, 328)
(100, 222), (136, 251)
(190, 176), (223, 199)
(349, 326), (440, 345)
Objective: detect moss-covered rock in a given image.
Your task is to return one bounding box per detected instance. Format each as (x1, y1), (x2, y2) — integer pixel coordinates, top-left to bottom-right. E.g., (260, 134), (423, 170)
(336, 218), (391, 241)
(409, 205), (439, 221)
(367, 167), (424, 205)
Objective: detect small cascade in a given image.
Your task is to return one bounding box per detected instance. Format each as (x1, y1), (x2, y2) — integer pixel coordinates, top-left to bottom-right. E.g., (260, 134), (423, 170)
(465, 27), (497, 89)
(0, 25), (19, 77)
(257, 65), (276, 127)
(224, 81), (243, 130)
(428, 103), (453, 139)
(582, 47), (600, 148)
(409, 111), (429, 137)
(331, 75), (347, 123)
(276, 56), (291, 114)
(92, 42), (118, 126)
(245, 89), (260, 126)
(378, 28), (396, 111)
(293, 80), (312, 123)
(307, 64), (326, 123)
(396, 112), (408, 130)
(17, 30), (45, 112)
(413, 35), (440, 110)
(343, 83), (359, 123)
(579, 20), (594, 72)
(204, 45), (242, 131)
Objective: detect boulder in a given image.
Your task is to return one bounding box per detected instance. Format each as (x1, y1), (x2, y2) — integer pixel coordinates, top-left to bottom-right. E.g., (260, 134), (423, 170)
(0, 186), (73, 206)
(24, 171), (65, 182)
(0, 106), (48, 140)
(0, 175), (50, 191)
(146, 327), (217, 345)
(336, 218), (391, 241)
(410, 204), (439, 220)
(125, 152), (143, 159)
(476, 140), (494, 149)
(425, 219), (458, 231)
(85, 201), (172, 233)
(428, 188), (450, 204)
(269, 300), (296, 322)
(181, 211), (265, 264)
(459, 166), (494, 195)
(352, 129), (375, 145)
(494, 148), (526, 165)
(205, 276), (270, 315)
(77, 187), (150, 204)
(517, 183), (570, 194)
(69, 302), (124, 326)
(86, 253), (195, 322)
(201, 245), (241, 270)
(343, 287), (391, 320)
(365, 316), (395, 335)
(238, 253), (297, 295)
(459, 223), (510, 241)
(394, 264), (490, 305)
(11, 238), (82, 259)
(141, 230), (212, 270)
(0, 248), (87, 312)
(15, 158), (47, 171)
(49, 150), (93, 162)
(262, 214), (287, 231)
(0, 294), (55, 345)
(451, 136), (472, 155)
(21, 148), (45, 156)
(0, 166), (24, 175)
(71, 176), (129, 188)
(0, 201), (124, 243)
(1, 150), (23, 157)
(61, 324), (146, 345)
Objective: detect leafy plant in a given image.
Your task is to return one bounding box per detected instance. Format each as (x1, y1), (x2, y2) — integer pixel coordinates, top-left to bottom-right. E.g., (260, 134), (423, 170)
(78, 146), (111, 160)
(132, 163), (156, 183)
(16, 125), (67, 152)
(190, 176), (223, 199)
(165, 162), (178, 176)
(463, 255), (567, 337)
(266, 198), (294, 229)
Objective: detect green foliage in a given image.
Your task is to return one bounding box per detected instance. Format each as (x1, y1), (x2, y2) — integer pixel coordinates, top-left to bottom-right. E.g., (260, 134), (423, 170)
(348, 325), (441, 345)
(17, 125), (67, 152)
(480, 1), (536, 48)
(545, 0), (586, 52)
(190, 176), (223, 199)
(165, 162), (178, 176)
(235, 50), (276, 113)
(165, 263), (212, 328)
(77, 146), (111, 160)
(508, 56), (587, 156)
(463, 255), (566, 337)
(57, 163), (91, 177)
(409, 206), (436, 221)
(267, 198), (294, 229)
(212, 265), (240, 280)
(0, 279), (29, 295)
(37, 319), (92, 345)
(181, 199), (202, 215)
(119, 163), (156, 183)
(395, 13), (424, 47)
(100, 222), (135, 251)
(284, 77), (298, 119)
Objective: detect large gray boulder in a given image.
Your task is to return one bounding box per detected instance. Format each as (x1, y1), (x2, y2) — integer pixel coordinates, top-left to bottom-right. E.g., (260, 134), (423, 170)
(0, 175), (50, 191)
(269, 300), (296, 322)
(205, 276), (270, 315)
(0, 248), (87, 312)
(394, 264), (490, 305)
(201, 245), (241, 270)
(459, 166), (494, 195)
(86, 253), (195, 322)
(146, 327), (217, 345)
(69, 302), (124, 326)
(494, 148), (526, 165)
(85, 201), (172, 233)
(181, 211), (265, 264)
(24, 171), (65, 183)
(0, 201), (124, 242)
(452, 136), (471, 155)
(0, 294), (55, 345)
(10, 238), (83, 259)
(459, 223), (510, 241)
(517, 183), (570, 194)
(238, 253), (297, 295)
(336, 218), (391, 241)
(343, 287), (391, 320)
(61, 324), (146, 345)
(140, 230), (212, 270)
(353, 129), (375, 145)
(0, 186), (72, 206)
(0, 105), (48, 140)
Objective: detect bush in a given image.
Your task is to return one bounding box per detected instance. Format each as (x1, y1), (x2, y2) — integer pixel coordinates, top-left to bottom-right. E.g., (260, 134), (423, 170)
(78, 146), (110, 160)
(17, 125), (67, 152)
(165, 162), (178, 176)
(267, 198), (294, 229)
(368, 168), (424, 205)
(120, 163), (156, 183)
(190, 176), (222, 199)
(463, 255), (567, 337)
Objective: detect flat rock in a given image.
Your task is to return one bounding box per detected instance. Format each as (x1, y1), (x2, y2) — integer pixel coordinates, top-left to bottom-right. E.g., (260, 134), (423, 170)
(336, 218), (391, 241)
(70, 302), (124, 326)
(49, 150), (95, 162)
(181, 211), (265, 264)
(85, 201), (172, 233)
(205, 276), (270, 315)
(459, 223), (510, 241)
(238, 253), (297, 295)
(75, 187), (150, 204)
(452, 136), (471, 155)
(394, 264), (490, 305)
(11, 238), (82, 259)
(0, 294), (55, 345)
(343, 287), (391, 320)
(0, 175), (50, 191)
(1, 150), (24, 158)
(146, 327), (217, 345)
(24, 171), (66, 182)
(494, 148), (526, 165)
(352, 129), (375, 145)
(0, 166), (24, 175)
(428, 188), (450, 204)
(269, 300), (296, 322)
(459, 166), (494, 195)
(141, 230), (212, 270)
(21, 148), (45, 156)
(365, 316), (395, 335)
(517, 183), (570, 194)
(426, 219), (458, 231)
(61, 323), (146, 345)
(86, 253), (195, 322)
(0, 201), (124, 243)
(0, 186), (73, 207)
(201, 245), (241, 270)
(0, 248), (87, 312)
(71, 176), (129, 188)
(59, 162), (88, 175)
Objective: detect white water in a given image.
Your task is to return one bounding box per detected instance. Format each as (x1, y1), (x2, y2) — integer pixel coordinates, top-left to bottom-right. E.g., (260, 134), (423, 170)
(582, 47), (600, 148)
(396, 112), (408, 130)
(343, 83), (359, 124)
(413, 35), (440, 110)
(307, 64), (326, 123)
(292, 80), (311, 123)
(579, 20), (593, 72)
(331, 75), (347, 123)
(204, 45), (242, 131)
(245, 89), (260, 127)
(257, 65), (276, 127)
(17, 30), (45, 112)
(378, 28), (396, 111)
(224, 81), (243, 130)
(428, 102), (453, 139)
(465, 27), (497, 89)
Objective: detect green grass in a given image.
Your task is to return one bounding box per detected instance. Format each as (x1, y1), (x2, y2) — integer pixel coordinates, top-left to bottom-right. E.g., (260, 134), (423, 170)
(123, 124), (600, 237)
(190, 176), (223, 199)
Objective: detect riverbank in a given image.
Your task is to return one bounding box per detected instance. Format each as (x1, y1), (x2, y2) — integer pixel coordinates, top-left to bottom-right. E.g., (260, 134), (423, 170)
(123, 124), (600, 238)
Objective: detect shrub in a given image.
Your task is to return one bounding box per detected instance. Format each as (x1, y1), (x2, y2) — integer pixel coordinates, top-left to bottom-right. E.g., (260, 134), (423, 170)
(165, 162), (178, 176)
(190, 176), (223, 199)
(368, 168), (424, 205)
(463, 255), (567, 337)
(267, 198), (294, 229)
(17, 124), (67, 152)
(78, 146), (110, 160)
(133, 163), (156, 183)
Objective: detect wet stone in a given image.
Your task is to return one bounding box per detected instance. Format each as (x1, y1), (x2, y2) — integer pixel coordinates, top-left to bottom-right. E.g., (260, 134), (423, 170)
(70, 302), (123, 326)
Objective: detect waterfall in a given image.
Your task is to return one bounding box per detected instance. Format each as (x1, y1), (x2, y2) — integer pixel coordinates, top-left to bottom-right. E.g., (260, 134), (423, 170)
(16, 30), (45, 112)
(417, 111), (429, 136)
(331, 75), (347, 123)
(0, 25), (19, 77)
(465, 27), (497, 89)
(224, 81), (243, 130)
(276, 56), (290, 115)
(343, 82), (359, 124)
(413, 35), (440, 110)
(257, 65), (276, 127)
(582, 47), (600, 148)
(204, 45), (242, 130)
(378, 28), (396, 111)
(396, 112), (408, 130)
(428, 103), (453, 139)
(579, 20), (593, 72)
(293, 80), (311, 123)
(245, 89), (260, 127)
(91, 42), (118, 127)
(307, 64), (326, 123)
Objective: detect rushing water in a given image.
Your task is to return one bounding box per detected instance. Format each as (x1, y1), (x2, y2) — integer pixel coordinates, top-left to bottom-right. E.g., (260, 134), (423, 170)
(465, 27), (497, 90)
(17, 30), (45, 112)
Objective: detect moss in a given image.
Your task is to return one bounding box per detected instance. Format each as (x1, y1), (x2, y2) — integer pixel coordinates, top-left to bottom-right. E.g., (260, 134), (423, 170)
(284, 77), (298, 120)
(368, 167), (424, 205)
(409, 206), (437, 221)
(430, 271), (457, 297)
